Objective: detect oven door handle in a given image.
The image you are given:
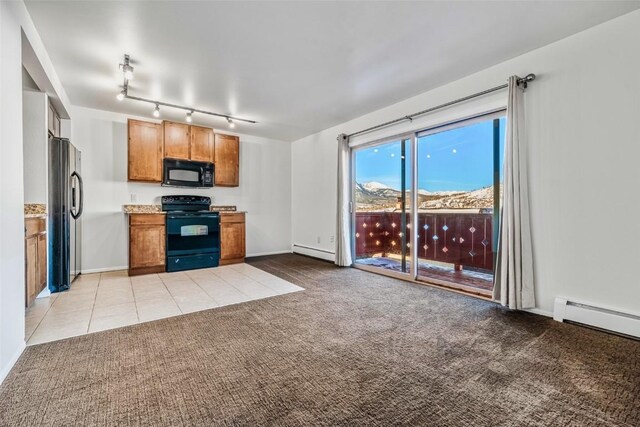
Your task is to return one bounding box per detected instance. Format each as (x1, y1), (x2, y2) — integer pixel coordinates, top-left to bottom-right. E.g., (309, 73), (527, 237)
(168, 214), (219, 220)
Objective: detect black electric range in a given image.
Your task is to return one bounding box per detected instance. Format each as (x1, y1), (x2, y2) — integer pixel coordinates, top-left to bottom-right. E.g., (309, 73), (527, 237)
(161, 195), (220, 272)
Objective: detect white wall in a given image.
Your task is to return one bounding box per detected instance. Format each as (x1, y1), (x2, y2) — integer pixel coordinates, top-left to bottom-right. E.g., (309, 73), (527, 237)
(292, 10), (640, 317)
(0, 0), (26, 384)
(70, 106), (292, 273)
(0, 1), (71, 383)
(22, 90), (48, 204)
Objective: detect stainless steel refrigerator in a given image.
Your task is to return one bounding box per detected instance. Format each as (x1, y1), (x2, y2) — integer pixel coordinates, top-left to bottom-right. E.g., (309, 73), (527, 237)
(48, 137), (83, 292)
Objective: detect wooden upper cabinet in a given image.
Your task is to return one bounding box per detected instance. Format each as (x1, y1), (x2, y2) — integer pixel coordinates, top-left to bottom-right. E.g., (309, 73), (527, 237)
(190, 125), (214, 163)
(128, 119), (163, 182)
(163, 121), (190, 160)
(127, 119), (241, 186)
(214, 133), (240, 187)
(48, 103), (60, 137)
(53, 114), (60, 137)
(48, 104), (55, 136)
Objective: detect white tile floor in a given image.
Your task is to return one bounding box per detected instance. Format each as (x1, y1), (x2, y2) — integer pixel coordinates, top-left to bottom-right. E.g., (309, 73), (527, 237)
(25, 263), (304, 345)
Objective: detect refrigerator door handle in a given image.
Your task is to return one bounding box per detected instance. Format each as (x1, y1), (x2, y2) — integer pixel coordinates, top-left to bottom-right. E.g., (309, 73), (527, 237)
(71, 171), (84, 219)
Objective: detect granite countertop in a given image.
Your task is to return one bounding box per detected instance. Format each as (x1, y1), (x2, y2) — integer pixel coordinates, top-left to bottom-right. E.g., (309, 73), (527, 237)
(25, 204), (47, 219)
(123, 204), (242, 214)
(123, 204), (164, 214)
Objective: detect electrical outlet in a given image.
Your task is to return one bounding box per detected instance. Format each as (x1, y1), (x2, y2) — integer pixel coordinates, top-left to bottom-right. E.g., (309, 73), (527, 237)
(317, 236), (321, 244)
(130, 193), (138, 203)
(330, 235), (335, 244)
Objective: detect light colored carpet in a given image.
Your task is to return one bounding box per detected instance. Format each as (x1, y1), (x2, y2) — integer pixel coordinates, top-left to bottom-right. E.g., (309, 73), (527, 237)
(0, 254), (638, 426)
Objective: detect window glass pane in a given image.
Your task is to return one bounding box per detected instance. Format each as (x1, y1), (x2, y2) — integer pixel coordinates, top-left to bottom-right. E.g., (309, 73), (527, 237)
(169, 169), (199, 182)
(414, 116), (504, 294)
(354, 138), (411, 274)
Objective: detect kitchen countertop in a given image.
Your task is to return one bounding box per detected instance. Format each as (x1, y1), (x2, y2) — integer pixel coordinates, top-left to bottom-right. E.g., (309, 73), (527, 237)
(25, 204), (47, 219)
(123, 204), (164, 214)
(123, 204), (243, 214)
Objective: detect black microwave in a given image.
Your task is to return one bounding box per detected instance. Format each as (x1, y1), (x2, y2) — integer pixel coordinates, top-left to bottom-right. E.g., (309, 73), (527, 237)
(162, 159), (214, 188)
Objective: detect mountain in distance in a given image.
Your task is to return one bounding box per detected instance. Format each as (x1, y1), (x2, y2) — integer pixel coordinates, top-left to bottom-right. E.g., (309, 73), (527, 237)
(355, 181), (495, 211)
(361, 181), (389, 191)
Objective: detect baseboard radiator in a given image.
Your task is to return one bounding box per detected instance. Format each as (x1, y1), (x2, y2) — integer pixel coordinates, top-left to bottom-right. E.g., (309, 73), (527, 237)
(292, 244), (335, 262)
(553, 297), (640, 339)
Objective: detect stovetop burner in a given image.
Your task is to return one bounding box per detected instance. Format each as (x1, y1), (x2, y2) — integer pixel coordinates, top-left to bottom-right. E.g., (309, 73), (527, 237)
(161, 195), (211, 213)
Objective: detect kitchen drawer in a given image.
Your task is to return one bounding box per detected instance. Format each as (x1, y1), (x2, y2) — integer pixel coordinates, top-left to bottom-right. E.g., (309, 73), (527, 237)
(167, 252), (219, 272)
(129, 214), (166, 226)
(220, 212), (245, 224)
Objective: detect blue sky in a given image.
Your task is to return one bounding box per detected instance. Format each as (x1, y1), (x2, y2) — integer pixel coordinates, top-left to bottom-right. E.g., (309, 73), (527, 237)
(355, 117), (505, 192)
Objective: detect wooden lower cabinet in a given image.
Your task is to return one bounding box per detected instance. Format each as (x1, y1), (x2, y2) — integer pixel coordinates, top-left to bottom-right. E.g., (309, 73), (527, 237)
(220, 213), (246, 265)
(37, 234), (47, 289)
(128, 214), (166, 276)
(127, 212), (244, 272)
(25, 217), (47, 307)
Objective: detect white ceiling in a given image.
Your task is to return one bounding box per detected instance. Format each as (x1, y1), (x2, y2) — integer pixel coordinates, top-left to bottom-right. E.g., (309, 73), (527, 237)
(25, 1), (639, 142)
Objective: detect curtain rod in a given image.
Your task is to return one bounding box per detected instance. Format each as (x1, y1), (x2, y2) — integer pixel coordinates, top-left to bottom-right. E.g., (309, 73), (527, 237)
(346, 74), (536, 138)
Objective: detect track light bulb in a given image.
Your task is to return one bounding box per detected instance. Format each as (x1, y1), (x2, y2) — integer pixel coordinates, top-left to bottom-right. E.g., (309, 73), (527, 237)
(186, 111), (193, 122)
(227, 117), (235, 129)
(122, 64), (134, 80)
(116, 90), (125, 101)
(153, 104), (160, 117)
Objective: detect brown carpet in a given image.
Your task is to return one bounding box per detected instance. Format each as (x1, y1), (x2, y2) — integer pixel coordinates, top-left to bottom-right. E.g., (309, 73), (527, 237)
(0, 254), (638, 426)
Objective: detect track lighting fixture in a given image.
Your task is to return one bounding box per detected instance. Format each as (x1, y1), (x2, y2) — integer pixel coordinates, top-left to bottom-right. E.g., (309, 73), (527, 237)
(116, 54), (256, 125)
(120, 54), (134, 80)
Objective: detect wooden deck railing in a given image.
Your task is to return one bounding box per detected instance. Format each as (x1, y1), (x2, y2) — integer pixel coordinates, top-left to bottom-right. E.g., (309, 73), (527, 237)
(354, 211), (494, 272)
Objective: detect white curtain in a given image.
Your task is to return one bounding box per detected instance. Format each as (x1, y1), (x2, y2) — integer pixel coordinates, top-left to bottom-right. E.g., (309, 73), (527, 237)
(335, 133), (353, 267)
(493, 76), (535, 309)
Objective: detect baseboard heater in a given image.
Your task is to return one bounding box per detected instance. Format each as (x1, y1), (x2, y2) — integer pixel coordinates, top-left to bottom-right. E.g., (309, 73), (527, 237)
(553, 297), (640, 339)
(292, 244), (335, 262)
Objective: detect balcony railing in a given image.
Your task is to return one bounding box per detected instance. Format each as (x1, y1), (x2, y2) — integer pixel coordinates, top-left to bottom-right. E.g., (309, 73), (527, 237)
(354, 211), (494, 272)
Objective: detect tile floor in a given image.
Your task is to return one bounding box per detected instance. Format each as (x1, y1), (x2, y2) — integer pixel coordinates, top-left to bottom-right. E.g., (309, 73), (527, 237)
(25, 263), (304, 345)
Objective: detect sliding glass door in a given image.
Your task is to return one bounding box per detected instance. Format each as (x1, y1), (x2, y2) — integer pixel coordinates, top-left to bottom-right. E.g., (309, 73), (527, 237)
(353, 137), (412, 276)
(351, 112), (505, 296)
(415, 114), (504, 295)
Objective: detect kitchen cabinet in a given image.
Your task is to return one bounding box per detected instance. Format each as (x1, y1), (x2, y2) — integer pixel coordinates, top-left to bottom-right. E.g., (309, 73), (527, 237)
(127, 118), (241, 187)
(163, 121), (190, 160)
(190, 125), (214, 163)
(48, 103), (60, 137)
(220, 212), (245, 265)
(214, 133), (239, 187)
(128, 214), (166, 276)
(128, 119), (163, 182)
(25, 217), (47, 307)
(164, 121), (215, 163)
